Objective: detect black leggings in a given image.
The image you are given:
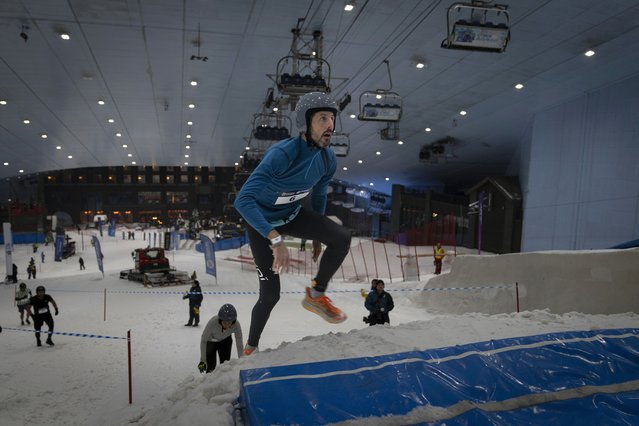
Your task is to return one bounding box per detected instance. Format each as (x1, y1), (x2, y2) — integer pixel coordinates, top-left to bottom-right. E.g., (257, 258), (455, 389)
(34, 313), (54, 342)
(205, 337), (232, 372)
(245, 207), (351, 347)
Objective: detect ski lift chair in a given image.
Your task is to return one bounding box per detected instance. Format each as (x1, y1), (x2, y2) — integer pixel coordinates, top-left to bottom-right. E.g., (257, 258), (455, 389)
(275, 55), (332, 96)
(329, 132), (350, 157)
(358, 90), (402, 122)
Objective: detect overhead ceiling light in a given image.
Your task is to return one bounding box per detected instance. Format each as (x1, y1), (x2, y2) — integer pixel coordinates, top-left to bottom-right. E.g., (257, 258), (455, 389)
(349, 114), (356, 119)
(344, 2), (354, 11)
(108, 118), (115, 123)
(515, 83), (524, 89)
(369, 182), (374, 186)
(186, 134), (192, 139)
(459, 110), (467, 116)
(3, 162), (8, 166)
(415, 62), (425, 69)
(127, 153), (132, 157)
(55, 146), (61, 150)
(358, 160), (363, 164)
(385, 177), (390, 181)
(425, 127), (431, 132)
(245, 146), (250, 150)
(234, 162), (239, 166)
(67, 155), (73, 159)
(185, 145), (191, 149)
(273, 107), (278, 112)
(397, 140), (403, 145)
(19, 169), (24, 173)
(184, 162), (189, 165)
(184, 154), (190, 158)
(188, 103), (195, 109)
(132, 161), (137, 165)
(584, 50), (595, 57)
(98, 99), (105, 105)
(116, 133), (122, 137)
(60, 33), (70, 40)
(0, 100), (7, 105)
(122, 144), (128, 148)
(187, 121), (193, 125)
(190, 80), (198, 86)
(23, 119), (30, 124)
(376, 151), (381, 155)
(41, 134), (48, 139)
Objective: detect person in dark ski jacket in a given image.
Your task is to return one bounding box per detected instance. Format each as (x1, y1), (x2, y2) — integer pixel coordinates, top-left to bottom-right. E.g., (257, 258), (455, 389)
(26, 285), (59, 346)
(364, 280), (394, 326)
(183, 280), (203, 326)
(198, 304), (244, 373)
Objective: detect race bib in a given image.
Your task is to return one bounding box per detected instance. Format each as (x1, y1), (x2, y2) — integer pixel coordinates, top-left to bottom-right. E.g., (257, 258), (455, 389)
(38, 307), (49, 314)
(274, 190), (310, 205)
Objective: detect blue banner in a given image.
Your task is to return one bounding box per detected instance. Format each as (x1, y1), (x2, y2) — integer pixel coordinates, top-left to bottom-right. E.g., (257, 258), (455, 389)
(108, 217), (116, 237)
(54, 234), (64, 262)
(92, 236), (104, 275)
(200, 234), (217, 277)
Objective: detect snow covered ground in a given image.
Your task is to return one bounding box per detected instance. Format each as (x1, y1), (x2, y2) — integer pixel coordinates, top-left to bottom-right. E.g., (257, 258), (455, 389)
(1, 231), (638, 425)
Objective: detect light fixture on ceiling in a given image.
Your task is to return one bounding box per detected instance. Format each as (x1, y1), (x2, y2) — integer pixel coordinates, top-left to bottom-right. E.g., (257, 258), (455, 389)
(127, 153), (132, 157)
(122, 144), (127, 148)
(515, 83), (524, 89)
(108, 118), (114, 123)
(397, 140), (403, 145)
(41, 134), (47, 139)
(23, 119), (30, 124)
(188, 103), (195, 109)
(190, 23), (209, 61)
(116, 132), (122, 137)
(98, 99), (105, 105)
(20, 24), (29, 42)
(584, 50), (595, 57)
(344, 1), (355, 11)
(190, 80), (198, 86)
(441, 2), (510, 53)
(415, 62), (425, 69)
(60, 33), (70, 40)
(0, 100), (7, 105)
(459, 110), (467, 116)
(55, 146), (61, 150)
(185, 145), (190, 149)
(67, 155), (73, 159)
(187, 121), (193, 125)
(425, 127), (431, 132)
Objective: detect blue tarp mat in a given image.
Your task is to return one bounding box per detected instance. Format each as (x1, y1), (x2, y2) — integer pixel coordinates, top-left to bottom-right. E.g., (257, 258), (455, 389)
(239, 328), (639, 425)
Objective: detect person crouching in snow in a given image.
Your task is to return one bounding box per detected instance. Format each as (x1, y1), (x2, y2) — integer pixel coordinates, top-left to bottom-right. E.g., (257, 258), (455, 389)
(183, 280), (203, 327)
(198, 304), (244, 373)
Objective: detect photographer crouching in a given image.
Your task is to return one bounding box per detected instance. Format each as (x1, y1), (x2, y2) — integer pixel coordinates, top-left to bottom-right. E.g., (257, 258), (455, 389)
(363, 280), (394, 326)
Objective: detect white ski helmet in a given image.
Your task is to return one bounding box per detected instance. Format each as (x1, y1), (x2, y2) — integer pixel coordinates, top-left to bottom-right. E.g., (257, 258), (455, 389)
(295, 92), (338, 130)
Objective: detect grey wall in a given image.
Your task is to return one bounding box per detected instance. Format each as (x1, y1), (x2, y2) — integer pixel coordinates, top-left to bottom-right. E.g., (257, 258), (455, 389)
(521, 74), (639, 251)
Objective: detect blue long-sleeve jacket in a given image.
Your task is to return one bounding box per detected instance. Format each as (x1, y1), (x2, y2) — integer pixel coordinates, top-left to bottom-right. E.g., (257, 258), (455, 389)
(234, 136), (336, 237)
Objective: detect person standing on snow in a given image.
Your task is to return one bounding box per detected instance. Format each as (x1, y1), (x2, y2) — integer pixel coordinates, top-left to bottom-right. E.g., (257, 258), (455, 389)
(183, 280), (203, 327)
(198, 304), (244, 373)
(234, 92), (352, 356)
(15, 282), (33, 325)
(26, 285), (59, 346)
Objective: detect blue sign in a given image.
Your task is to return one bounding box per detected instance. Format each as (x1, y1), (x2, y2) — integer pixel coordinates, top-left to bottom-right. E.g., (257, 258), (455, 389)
(54, 234), (64, 262)
(200, 234), (217, 277)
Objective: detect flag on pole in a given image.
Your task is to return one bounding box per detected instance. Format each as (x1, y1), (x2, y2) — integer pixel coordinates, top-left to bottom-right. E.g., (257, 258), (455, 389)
(92, 235), (104, 276)
(200, 234), (217, 278)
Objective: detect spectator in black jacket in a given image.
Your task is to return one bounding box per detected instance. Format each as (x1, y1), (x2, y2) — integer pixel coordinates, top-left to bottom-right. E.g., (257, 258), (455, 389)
(364, 280), (394, 326)
(183, 280), (204, 327)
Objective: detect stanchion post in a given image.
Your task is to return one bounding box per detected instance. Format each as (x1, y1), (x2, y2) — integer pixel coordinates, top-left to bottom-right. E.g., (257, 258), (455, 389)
(515, 282), (520, 313)
(128, 329), (132, 404)
(104, 288), (107, 321)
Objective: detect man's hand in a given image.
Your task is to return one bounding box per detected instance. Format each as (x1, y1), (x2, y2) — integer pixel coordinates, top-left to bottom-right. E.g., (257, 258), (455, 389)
(198, 362), (206, 373)
(311, 240), (322, 262)
(271, 244), (290, 274)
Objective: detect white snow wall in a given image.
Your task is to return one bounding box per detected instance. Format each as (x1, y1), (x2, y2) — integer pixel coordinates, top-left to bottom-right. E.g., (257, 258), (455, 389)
(418, 248), (639, 315)
(520, 74), (639, 251)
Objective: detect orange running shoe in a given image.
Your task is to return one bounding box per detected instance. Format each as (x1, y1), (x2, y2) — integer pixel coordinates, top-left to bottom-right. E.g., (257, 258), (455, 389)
(243, 345), (258, 356)
(302, 287), (347, 323)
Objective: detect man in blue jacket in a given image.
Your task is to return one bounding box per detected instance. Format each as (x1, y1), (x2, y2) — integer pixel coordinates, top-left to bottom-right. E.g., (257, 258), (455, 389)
(234, 92), (352, 356)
